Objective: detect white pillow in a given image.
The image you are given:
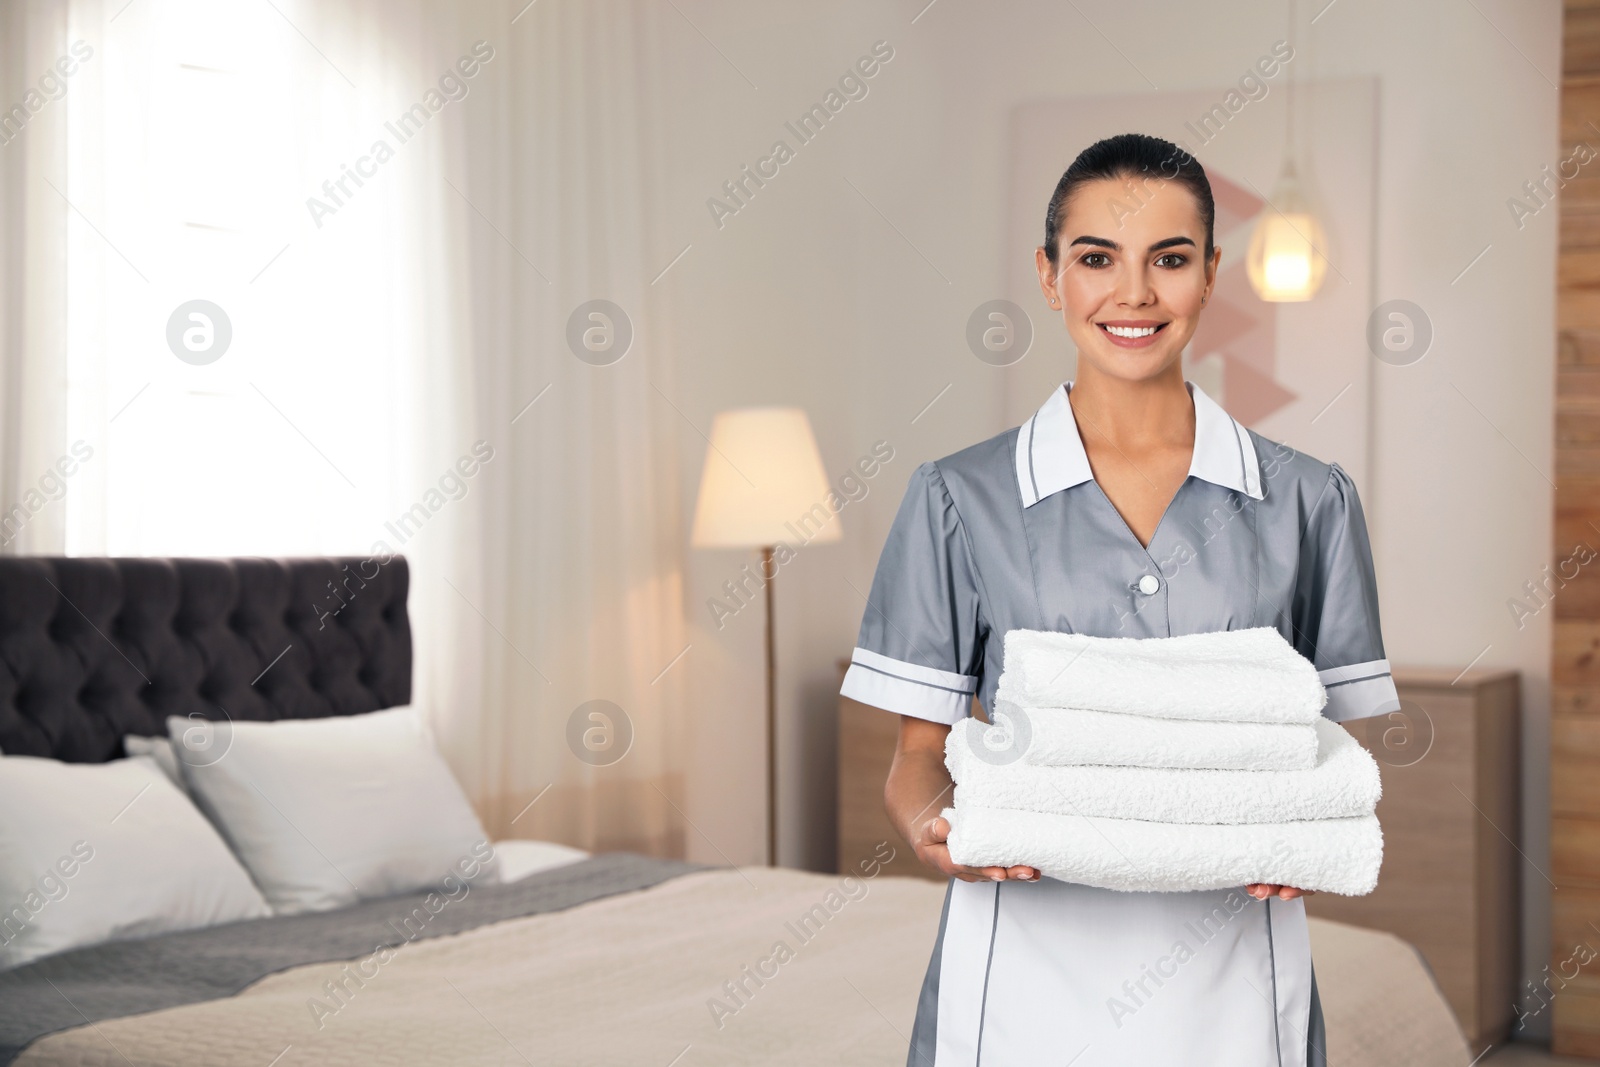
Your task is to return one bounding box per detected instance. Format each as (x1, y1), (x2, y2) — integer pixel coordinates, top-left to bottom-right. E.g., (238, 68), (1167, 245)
(0, 754), (271, 969)
(493, 839), (589, 882)
(124, 735), (182, 790)
(170, 707), (498, 915)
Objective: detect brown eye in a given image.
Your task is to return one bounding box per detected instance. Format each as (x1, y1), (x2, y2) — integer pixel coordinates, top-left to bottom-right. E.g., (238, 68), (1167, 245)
(1081, 252), (1111, 269)
(1155, 253), (1187, 269)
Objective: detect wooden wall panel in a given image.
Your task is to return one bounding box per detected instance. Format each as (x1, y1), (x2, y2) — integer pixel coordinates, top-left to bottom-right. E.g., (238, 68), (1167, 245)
(1556, 3), (1600, 1056)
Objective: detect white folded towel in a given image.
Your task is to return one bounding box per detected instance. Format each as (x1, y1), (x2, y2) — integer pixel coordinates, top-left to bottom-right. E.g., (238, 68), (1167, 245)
(943, 804), (1383, 896)
(971, 698), (1320, 771)
(947, 716), (1379, 824)
(995, 626), (1326, 724)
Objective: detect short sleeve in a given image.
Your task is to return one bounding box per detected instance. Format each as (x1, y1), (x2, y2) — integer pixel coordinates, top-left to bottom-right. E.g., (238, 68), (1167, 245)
(1292, 463), (1401, 723)
(839, 462), (983, 724)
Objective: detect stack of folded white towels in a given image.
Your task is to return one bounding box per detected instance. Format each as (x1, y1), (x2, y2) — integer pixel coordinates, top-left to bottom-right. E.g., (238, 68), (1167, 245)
(943, 627), (1384, 895)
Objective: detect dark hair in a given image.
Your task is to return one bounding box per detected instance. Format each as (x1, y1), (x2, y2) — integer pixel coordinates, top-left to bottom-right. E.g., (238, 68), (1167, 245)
(1042, 133), (1215, 266)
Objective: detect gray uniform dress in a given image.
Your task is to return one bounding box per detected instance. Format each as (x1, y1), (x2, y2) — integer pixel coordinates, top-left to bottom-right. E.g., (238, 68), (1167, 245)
(840, 380), (1400, 1067)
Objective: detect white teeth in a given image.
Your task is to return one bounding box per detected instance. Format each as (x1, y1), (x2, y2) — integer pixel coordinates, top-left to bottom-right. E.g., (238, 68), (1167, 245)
(1103, 325), (1159, 338)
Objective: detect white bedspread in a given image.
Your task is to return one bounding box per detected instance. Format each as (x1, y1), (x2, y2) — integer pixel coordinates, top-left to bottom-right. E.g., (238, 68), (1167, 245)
(16, 868), (1470, 1066)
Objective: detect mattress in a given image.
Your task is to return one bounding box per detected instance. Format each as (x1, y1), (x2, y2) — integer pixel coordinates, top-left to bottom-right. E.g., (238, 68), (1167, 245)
(4, 859), (1471, 1066)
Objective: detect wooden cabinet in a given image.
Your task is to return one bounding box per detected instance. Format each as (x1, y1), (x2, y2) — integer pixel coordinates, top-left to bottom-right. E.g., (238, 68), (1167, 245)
(836, 661), (1522, 1054)
(1304, 669), (1520, 1058)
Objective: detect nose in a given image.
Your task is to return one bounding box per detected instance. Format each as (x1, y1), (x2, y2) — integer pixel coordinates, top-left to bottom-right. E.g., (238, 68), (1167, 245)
(1113, 261), (1156, 309)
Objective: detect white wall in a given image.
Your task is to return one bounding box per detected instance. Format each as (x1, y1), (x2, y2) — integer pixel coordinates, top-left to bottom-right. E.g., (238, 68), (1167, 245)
(657, 0), (1559, 1034)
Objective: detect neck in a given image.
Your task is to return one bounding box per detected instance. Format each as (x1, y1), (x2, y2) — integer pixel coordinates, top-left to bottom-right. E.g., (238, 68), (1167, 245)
(1066, 363), (1194, 450)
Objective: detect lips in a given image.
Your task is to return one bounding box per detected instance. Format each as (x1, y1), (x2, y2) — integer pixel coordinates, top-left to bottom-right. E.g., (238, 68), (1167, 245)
(1096, 321), (1167, 349)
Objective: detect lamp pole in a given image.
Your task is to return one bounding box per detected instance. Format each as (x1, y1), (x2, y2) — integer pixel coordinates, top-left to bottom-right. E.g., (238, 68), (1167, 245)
(762, 544), (778, 867)
(689, 406), (838, 871)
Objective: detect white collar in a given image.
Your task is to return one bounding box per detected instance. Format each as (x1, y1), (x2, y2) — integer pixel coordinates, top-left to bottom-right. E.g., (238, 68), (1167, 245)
(1014, 380), (1264, 507)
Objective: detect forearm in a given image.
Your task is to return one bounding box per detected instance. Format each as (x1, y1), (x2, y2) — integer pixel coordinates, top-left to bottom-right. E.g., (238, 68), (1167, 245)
(882, 715), (1036, 883)
(884, 743), (954, 848)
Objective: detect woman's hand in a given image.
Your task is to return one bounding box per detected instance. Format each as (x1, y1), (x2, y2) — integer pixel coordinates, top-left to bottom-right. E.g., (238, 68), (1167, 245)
(886, 716), (1040, 885)
(1245, 883), (1317, 900)
(916, 813), (1039, 883)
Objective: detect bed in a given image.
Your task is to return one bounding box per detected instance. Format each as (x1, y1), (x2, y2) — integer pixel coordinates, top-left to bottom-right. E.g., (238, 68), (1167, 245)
(0, 556), (1475, 1066)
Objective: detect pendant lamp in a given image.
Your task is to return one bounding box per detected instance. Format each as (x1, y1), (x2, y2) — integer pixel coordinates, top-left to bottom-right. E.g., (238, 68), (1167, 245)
(1247, 0), (1327, 303)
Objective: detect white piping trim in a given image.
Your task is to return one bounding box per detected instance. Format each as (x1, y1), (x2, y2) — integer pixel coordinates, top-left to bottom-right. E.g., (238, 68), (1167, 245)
(841, 662), (972, 724)
(1320, 673), (1402, 724)
(935, 879), (999, 1064)
(1015, 411), (1039, 508)
(1232, 417), (1265, 500)
(1317, 659), (1391, 687)
(1270, 897), (1315, 1067)
(851, 647), (978, 693)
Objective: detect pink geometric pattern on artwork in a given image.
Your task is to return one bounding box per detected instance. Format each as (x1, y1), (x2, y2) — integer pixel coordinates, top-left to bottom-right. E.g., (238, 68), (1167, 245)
(1186, 172), (1298, 424)
(1189, 271), (1257, 351)
(1211, 172), (1265, 235)
(1223, 355), (1299, 425)
(1213, 260), (1277, 377)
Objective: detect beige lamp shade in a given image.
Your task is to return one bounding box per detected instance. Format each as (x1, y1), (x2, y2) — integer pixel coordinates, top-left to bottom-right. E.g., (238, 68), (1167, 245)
(691, 407), (842, 548)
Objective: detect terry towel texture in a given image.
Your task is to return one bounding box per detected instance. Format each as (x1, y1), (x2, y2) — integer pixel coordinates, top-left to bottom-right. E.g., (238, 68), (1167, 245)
(995, 626), (1326, 724)
(942, 805), (1384, 896)
(946, 626), (1385, 895)
(948, 715), (1379, 824)
(976, 698), (1320, 771)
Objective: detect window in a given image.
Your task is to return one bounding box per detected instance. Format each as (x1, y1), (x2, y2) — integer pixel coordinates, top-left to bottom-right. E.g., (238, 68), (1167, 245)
(64, 0), (438, 558)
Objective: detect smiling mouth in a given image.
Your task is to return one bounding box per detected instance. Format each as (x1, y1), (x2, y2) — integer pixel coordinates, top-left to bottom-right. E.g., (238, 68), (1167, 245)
(1096, 322), (1168, 348)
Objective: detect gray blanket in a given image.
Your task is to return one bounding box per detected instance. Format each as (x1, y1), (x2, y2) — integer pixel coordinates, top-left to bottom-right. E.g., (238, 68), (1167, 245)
(0, 853), (704, 1065)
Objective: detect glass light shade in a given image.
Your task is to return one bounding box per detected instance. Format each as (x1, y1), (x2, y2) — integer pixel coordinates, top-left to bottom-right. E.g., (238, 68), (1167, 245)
(1246, 169), (1328, 303)
(690, 407), (842, 548)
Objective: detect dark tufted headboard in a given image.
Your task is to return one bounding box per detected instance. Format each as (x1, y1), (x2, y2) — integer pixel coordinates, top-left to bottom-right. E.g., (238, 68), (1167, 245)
(0, 556), (411, 763)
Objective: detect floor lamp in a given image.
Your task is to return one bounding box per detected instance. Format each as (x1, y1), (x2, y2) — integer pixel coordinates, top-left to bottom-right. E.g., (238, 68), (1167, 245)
(690, 407), (840, 866)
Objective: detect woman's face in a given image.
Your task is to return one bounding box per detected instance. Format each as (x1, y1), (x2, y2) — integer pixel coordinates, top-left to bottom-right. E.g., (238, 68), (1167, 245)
(1035, 175), (1220, 383)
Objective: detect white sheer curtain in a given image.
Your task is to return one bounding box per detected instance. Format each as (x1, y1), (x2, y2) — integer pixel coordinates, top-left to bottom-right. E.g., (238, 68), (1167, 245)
(3, 0), (691, 855)
(0, 1), (73, 556)
(435, 0), (691, 854)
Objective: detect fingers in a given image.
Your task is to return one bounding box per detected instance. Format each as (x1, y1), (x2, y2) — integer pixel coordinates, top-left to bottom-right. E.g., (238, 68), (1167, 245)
(955, 864), (1005, 881)
(955, 864), (1039, 882)
(1246, 883), (1315, 900)
(917, 841), (979, 881)
(919, 819), (1038, 882)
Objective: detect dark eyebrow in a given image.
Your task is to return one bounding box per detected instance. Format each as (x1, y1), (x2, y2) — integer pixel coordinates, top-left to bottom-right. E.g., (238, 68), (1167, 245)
(1067, 235), (1197, 254)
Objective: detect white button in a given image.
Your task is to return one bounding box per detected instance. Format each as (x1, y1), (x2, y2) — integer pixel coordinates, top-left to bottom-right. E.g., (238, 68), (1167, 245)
(1137, 574), (1160, 596)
